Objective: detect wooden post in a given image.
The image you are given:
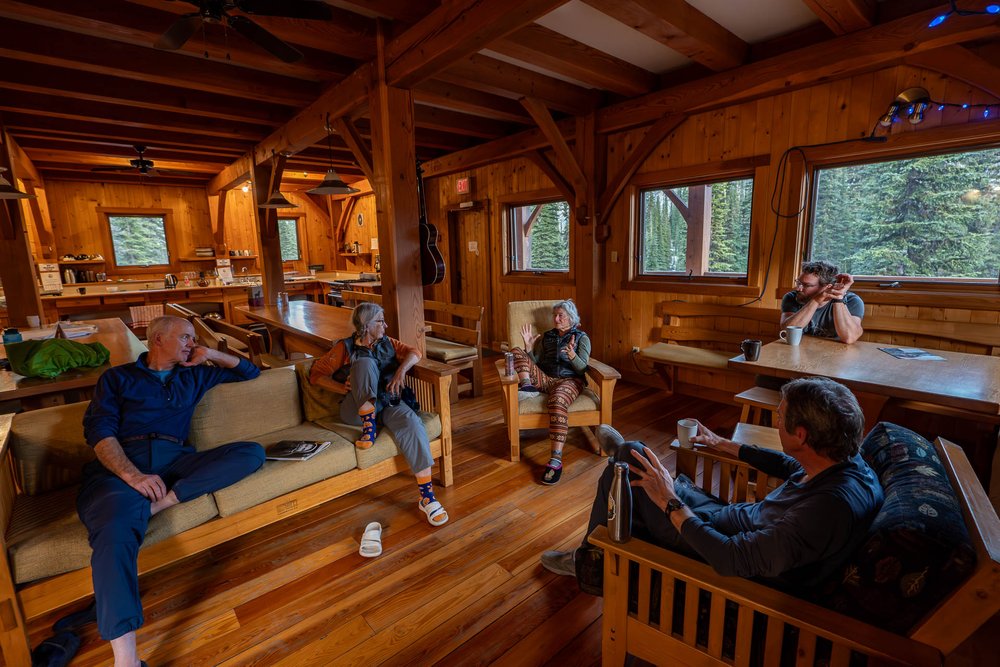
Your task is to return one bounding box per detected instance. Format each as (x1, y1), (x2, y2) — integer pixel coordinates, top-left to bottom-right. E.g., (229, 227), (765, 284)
(208, 189), (228, 256)
(0, 129), (43, 327)
(369, 28), (424, 350)
(686, 184), (712, 276)
(252, 156), (287, 306)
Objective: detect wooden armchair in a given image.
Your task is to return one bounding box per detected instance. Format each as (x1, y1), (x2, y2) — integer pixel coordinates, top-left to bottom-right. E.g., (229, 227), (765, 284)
(590, 435), (1000, 667)
(496, 300), (620, 462)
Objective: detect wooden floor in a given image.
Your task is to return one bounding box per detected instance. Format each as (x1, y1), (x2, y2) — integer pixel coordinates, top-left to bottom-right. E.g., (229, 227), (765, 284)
(27, 371), (740, 666)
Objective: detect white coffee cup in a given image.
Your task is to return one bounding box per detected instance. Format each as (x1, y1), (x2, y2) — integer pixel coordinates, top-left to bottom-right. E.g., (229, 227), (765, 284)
(677, 418), (698, 449)
(780, 326), (803, 346)
(26, 315), (41, 328)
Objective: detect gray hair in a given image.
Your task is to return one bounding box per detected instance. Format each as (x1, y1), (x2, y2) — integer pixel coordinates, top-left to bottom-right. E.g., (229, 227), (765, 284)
(352, 302), (384, 337)
(146, 315), (188, 343)
(800, 260), (839, 285)
(552, 299), (580, 328)
(780, 377), (864, 462)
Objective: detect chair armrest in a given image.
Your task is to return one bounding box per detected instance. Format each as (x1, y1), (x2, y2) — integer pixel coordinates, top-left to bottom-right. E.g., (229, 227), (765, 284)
(586, 357), (621, 381)
(411, 357), (460, 381)
(0, 413), (16, 534)
(493, 358), (518, 385)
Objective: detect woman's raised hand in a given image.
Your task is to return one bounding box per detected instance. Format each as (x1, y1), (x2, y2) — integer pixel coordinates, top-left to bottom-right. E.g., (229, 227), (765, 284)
(561, 334), (577, 360)
(520, 322), (540, 349)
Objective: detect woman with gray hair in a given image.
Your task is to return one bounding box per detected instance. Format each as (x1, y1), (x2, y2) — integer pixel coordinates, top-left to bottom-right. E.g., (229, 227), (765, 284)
(309, 302), (447, 526)
(510, 299), (591, 485)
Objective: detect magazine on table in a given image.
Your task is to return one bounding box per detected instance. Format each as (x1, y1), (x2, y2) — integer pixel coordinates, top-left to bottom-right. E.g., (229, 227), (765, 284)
(265, 440), (332, 461)
(878, 347), (945, 361)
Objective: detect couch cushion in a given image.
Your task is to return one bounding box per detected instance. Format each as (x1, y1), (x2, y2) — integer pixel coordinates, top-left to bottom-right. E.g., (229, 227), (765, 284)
(212, 423), (357, 517)
(314, 410), (442, 470)
(9, 401), (94, 495)
(517, 387), (599, 415)
(506, 300), (559, 352)
(6, 486), (218, 584)
(295, 359), (340, 422)
(188, 367), (302, 451)
(820, 422), (976, 634)
(638, 342), (730, 370)
(424, 336), (477, 363)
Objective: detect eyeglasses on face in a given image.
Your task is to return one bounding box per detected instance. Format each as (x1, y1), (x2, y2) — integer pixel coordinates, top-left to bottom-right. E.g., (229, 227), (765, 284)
(794, 279), (820, 288)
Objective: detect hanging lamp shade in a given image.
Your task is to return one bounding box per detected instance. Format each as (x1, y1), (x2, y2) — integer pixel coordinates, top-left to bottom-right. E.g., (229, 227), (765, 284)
(307, 168), (359, 195)
(0, 168), (34, 200)
(259, 190), (297, 209)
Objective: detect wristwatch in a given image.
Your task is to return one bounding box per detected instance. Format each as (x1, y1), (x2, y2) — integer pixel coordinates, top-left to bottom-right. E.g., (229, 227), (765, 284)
(830, 298), (845, 304)
(665, 498), (686, 518)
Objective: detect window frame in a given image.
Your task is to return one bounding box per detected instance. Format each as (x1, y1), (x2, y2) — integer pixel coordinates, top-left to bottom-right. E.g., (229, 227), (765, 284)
(276, 214), (304, 263)
(783, 128), (1000, 301)
(500, 188), (575, 284)
(625, 158), (767, 296)
(97, 207), (176, 275)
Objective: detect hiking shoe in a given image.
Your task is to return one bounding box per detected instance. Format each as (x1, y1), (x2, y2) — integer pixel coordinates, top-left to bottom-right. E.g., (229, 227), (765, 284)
(541, 549), (577, 577)
(595, 424), (625, 455)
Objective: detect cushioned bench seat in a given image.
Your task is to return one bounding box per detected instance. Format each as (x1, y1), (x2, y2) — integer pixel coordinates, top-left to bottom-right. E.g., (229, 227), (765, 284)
(639, 341), (731, 370)
(424, 336), (477, 363)
(516, 387), (600, 414)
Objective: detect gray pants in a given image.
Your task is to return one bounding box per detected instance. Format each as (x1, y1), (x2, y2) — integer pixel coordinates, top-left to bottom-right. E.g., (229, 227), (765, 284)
(339, 357), (434, 473)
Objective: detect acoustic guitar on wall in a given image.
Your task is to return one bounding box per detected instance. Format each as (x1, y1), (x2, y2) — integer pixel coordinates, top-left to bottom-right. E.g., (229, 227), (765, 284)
(416, 162), (446, 285)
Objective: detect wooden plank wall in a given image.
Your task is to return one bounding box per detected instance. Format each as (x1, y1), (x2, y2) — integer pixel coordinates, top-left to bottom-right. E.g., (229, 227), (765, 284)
(425, 64), (1000, 396)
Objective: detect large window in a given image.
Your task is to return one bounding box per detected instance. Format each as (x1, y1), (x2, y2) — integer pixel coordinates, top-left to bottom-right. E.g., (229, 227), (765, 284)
(639, 176), (754, 276)
(277, 217), (301, 261)
(811, 147), (1000, 281)
(103, 212), (172, 268)
(507, 199), (570, 273)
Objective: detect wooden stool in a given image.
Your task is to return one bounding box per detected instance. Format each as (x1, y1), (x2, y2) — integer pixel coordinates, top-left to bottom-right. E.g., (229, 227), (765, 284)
(732, 422), (782, 452)
(734, 386), (780, 425)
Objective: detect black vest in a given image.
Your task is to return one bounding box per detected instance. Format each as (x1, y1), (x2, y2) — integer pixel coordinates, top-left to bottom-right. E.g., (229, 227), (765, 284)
(342, 335), (400, 398)
(538, 327), (587, 379)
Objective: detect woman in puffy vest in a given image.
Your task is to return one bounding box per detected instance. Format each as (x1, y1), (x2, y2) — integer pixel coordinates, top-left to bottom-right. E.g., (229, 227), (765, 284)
(510, 299), (591, 485)
(309, 302), (448, 526)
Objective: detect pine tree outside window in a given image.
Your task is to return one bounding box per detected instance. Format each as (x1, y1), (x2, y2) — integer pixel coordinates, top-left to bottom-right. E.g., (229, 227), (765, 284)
(507, 199), (570, 273)
(811, 147), (1000, 282)
(638, 177), (754, 277)
(98, 208), (175, 273)
(277, 218), (302, 261)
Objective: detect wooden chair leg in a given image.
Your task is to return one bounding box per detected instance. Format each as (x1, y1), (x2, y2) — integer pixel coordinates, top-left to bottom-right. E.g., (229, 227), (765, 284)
(739, 404), (751, 423)
(471, 358), (484, 397)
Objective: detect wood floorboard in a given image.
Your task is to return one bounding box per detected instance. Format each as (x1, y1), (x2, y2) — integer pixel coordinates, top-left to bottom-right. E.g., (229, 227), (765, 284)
(32, 372), (740, 666)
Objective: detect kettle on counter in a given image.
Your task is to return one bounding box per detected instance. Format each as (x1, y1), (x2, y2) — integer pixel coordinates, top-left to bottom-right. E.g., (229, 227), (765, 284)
(164, 274), (178, 289)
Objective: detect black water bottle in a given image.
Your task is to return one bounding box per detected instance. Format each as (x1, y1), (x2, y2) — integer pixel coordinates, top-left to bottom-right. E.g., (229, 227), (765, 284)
(608, 461), (632, 543)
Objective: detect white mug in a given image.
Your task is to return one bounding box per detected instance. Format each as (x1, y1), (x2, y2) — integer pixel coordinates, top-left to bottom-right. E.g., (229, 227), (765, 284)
(26, 315), (41, 328)
(677, 419), (698, 449)
(780, 326), (803, 346)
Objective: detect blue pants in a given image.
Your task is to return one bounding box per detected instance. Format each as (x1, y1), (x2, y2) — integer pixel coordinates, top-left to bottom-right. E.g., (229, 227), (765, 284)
(77, 439), (264, 640)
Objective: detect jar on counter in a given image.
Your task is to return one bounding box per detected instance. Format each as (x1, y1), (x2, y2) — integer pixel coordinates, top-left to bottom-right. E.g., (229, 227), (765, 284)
(2, 328), (22, 345)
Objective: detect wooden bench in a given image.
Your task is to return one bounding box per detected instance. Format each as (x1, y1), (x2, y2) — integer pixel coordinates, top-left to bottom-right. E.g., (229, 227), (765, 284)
(423, 299), (484, 399)
(339, 289), (381, 307)
(590, 432), (1000, 667)
(639, 302), (780, 395)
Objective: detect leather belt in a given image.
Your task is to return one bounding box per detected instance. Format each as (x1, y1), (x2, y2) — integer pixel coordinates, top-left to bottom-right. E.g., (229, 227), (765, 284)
(119, 433), (183, 444)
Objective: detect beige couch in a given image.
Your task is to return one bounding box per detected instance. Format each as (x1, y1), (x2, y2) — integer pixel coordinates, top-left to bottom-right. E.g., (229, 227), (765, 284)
(0, 359), (453, 666)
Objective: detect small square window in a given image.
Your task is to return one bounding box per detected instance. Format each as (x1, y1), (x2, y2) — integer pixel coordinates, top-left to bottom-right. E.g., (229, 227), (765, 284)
(507, 199), (570, 273)
(106, 214), (170, 267)
(277, 218), (302, 261)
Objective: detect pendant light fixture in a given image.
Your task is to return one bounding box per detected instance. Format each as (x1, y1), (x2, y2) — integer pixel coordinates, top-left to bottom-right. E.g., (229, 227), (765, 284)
(308, 115), (360, 196)
(0, 167), (34, 200)
(259, 152), (297, 209)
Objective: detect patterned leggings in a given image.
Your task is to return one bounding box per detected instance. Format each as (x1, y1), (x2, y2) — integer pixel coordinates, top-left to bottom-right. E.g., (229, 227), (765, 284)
(510, 348), (585, 449)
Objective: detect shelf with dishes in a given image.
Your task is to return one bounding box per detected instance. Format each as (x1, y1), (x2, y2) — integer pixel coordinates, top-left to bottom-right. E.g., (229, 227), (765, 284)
(339, 252), (371, 257)
(178, 255), (258, 262)
(57, 259), (106, 265)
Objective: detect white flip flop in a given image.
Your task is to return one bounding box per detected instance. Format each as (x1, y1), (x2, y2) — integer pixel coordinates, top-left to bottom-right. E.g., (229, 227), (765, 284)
(418, 499), (449, 526)
(359, 521), (382, 557)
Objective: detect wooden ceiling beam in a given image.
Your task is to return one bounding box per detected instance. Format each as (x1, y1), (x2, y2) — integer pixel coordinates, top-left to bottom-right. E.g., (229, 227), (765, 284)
(0, 18), (320, 106)
(599, 5), (1000, 133)
(332, 117), (374, 183)
(40, 169), (210, 187)
(420, 121), (566, 177)
(495, 24), (657, 97)
(0, 0), (353, 81)
(0, 90), (273, 140)
(525, 150), (576, 203)
(12, 136), (244, 161)
(413, 80), (534, 123)
(326, 0), (437, 24)
(582, 0), (748, 71)
(27, 149), (226, 171)
(801, 0), (876, 35)
(438, 54), (602, 116)
(384, 0), (572, 89)
(0, 59), (294, 126)
(905, 44), (1000, 100)
(2, 117), (255, 154)
(413, 106), (515, 139)
(520, 97), (587, 200)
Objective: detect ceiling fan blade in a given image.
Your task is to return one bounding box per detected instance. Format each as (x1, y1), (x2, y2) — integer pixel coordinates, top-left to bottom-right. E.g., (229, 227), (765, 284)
(235, 0), (332, 20)
(155, 14), (203, 50)
(227, 15), (302, 63)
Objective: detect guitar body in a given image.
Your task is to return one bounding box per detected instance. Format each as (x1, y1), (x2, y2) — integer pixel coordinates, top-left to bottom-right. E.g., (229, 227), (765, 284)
(416, 163), (446, 285)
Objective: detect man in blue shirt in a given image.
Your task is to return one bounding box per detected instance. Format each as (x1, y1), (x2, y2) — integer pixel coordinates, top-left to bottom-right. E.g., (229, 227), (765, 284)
(542, 377), (883, 595)
(79, 315), (265, 667)
(781, 260), (865, 344)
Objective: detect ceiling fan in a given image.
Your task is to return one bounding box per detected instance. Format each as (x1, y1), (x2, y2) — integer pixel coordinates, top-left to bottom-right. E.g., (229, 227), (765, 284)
(91, 145), (198, 177)
(154, 0), (332, 63)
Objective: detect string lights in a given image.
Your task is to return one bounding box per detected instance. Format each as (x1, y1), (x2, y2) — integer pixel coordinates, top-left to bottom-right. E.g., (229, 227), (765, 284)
(874, 87), (999, 137)
(928, 1), (999, 27)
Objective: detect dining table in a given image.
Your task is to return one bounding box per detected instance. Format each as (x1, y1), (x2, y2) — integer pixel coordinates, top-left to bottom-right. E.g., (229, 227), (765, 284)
(0, 318), (147, 410)
(729, 336), (1000, 419)
(235, 300), (355, 359)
